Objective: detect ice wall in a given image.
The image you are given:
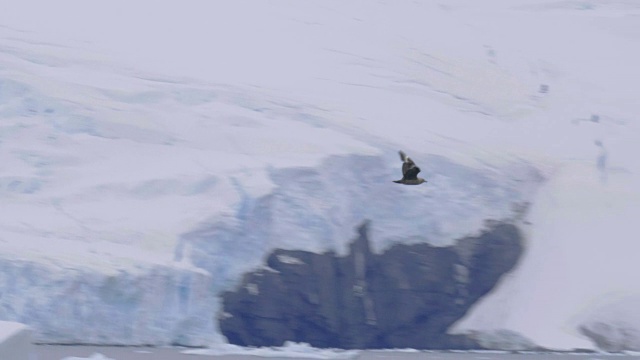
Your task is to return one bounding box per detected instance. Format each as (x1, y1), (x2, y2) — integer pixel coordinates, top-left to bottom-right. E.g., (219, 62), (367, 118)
(0, 16), (544, 346)
(0, 258), (216, 346)
(179, 153), (541, 292)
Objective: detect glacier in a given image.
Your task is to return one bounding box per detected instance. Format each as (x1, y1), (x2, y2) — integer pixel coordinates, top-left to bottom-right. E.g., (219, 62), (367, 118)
(1, 0), (640, 351)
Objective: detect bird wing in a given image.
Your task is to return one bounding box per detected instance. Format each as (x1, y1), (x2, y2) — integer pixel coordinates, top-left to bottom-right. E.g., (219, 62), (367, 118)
(402, 156), (417, 175)
(399, 150), (407, 162)
(404, 165), (421, 180)
(398, 150), (423, 179)
(401, 161), (410, 176)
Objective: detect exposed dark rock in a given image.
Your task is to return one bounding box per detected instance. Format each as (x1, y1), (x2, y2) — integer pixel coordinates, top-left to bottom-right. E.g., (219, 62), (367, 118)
(580, 322), (640, 352)
(469, 329), (540, 351)
(219, 220), (523, 349)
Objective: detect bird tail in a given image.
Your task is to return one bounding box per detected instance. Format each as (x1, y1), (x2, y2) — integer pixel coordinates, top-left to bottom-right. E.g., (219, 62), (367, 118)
(399, 150), (407, 162)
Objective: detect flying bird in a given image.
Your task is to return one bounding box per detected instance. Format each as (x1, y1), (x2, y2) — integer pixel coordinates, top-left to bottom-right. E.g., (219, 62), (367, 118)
(393, 151), (427, 185)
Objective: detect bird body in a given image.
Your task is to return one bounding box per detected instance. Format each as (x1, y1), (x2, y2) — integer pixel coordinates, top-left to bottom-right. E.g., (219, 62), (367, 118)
(394, 151), (427, 185)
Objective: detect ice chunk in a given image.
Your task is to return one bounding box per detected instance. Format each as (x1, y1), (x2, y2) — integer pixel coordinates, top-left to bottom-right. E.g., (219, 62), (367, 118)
(62, 354), (115, 360)
(0, 321), (32, 360)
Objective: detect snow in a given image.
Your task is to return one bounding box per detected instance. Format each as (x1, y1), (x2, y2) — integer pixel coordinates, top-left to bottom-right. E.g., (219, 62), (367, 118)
(0, 321), (32, 360)
(62, 354), (114, 360)
(245, 283), (259, 296)
(0, 0), (639, 351)
(183, 341), (360, 359)
(452, 157), (640, 349)
(277, 254), (305, 265)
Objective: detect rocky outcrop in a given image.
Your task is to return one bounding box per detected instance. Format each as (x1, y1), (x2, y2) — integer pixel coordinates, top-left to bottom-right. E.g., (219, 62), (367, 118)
(580, 322), (640, 352)
(469, 329), (539, 351)
(219, 220), (523, 349)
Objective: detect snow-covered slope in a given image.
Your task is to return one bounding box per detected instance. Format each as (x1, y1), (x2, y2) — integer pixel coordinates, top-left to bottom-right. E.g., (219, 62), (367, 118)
(1, 0), (639, 350)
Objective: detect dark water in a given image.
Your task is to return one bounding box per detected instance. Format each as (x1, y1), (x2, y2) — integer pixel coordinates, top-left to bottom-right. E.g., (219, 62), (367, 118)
(33, 346), (640, 360)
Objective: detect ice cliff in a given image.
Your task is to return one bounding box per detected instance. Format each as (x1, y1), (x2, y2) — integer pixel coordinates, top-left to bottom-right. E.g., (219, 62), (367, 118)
(220, 221), (524, 349)
(0, 32), (540, 346)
